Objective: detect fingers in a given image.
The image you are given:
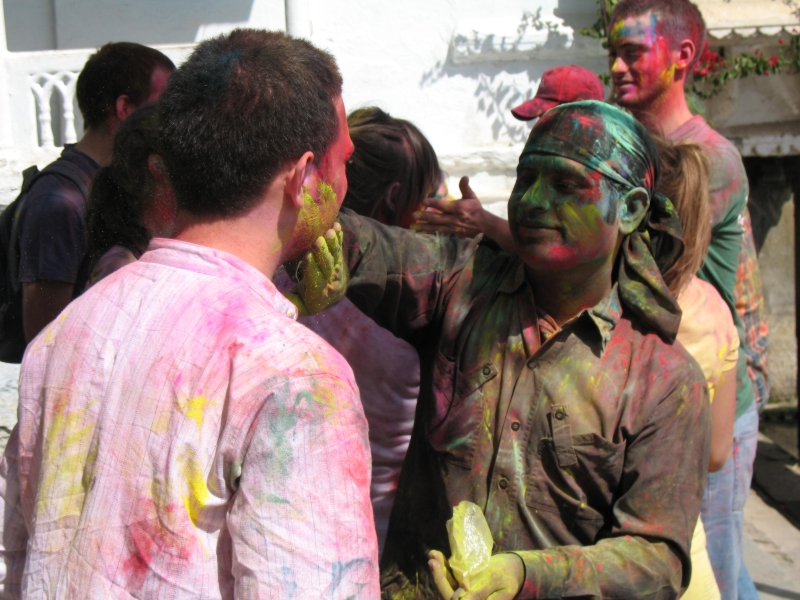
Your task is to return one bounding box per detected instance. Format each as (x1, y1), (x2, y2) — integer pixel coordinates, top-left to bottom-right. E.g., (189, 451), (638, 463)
(459, 176), (478, 200)
(413, 210), (459, 226)
(423, 197), (455, 214)
(311, 234), (335, 280)
(429, 550), (457, 600)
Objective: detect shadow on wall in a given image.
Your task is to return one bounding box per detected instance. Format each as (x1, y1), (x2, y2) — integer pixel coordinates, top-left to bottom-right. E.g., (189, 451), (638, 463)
(420, 57), (539, 144)
(418, 6), (606, 144)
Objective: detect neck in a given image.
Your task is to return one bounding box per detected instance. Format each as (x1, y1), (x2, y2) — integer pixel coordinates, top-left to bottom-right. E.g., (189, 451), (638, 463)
(74, 124), (114, 167)
(172, 194), (286, 279)
(630, 81), (694, 136)
(526, 259), (615, 326)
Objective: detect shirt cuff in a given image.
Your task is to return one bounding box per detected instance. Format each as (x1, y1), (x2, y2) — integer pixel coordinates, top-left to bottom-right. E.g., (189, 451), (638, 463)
(509, 549), (568, 599)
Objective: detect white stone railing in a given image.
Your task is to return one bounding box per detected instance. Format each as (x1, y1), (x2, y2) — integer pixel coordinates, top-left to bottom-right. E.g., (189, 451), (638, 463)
(0, 44), (195, 205)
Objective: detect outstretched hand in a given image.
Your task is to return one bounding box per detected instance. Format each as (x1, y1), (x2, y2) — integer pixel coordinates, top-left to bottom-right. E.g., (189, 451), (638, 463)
(428, 550), (524, 600)
(412, 177), (484, 238)
(411, 177), (516, 254)
(291, 222), (349, 316)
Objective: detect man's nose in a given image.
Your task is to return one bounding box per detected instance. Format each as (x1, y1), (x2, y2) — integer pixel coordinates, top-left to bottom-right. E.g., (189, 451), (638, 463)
(520, 178), (550, 210)
(610, 56), (627, 75)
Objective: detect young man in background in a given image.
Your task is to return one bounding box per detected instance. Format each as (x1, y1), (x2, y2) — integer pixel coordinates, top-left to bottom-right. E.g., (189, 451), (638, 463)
(18, 42), (175, 344)
(607, 1), (767, 597)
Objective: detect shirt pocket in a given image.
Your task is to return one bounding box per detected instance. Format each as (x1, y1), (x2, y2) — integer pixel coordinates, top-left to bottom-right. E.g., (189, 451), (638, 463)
(427, 352), (497, 469)
(526, 428), (626, 542)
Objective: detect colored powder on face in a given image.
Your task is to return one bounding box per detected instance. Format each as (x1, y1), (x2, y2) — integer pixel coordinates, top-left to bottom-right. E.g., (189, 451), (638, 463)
(302, 185), (322, 234)
(318, 181), (337, 206)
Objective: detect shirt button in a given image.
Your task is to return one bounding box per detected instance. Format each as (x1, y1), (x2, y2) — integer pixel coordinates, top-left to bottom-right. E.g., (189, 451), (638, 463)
(499, 478), (508, 490)
(482, 365), (492, 376)
(511, 421), (521, 431)
(554, 410), (566, 421)
(527, 359), (538, 370)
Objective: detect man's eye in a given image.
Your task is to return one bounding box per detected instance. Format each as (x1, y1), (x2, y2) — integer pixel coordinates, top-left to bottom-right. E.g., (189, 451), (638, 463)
(554, 180), (578, 192)
(624, 49), (642, 62)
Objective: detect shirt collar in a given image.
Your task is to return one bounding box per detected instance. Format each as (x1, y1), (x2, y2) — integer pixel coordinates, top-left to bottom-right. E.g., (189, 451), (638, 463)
(497, 259), (621, 353)
(141, 238), (299, 321)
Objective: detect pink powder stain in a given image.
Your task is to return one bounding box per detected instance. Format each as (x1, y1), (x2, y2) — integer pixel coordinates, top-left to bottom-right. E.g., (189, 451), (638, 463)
(121, 499), (198, 591)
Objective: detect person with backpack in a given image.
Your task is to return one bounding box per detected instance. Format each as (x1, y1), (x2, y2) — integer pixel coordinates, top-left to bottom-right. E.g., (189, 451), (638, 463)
(0, 42), (175, 362)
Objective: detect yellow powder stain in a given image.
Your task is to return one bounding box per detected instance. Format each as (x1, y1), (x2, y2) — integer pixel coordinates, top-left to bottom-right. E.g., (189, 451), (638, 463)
(310, 380), (348, 425)
(301, 185), (322, 234)
(318, 181), (337, 206)
(657, 62), (677, 87)
(39, 400), (96, 518)
(178, 394), (209, 427)
(180, 449), (211, 527)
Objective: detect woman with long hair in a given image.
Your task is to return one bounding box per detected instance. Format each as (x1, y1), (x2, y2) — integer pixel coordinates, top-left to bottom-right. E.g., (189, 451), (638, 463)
(80, 102), (175, 290)
(658, 135), (738, 600)
(280, 106), (444, 552)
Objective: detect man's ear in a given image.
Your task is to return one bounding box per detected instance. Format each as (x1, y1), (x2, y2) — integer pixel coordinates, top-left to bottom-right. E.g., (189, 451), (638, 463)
(618, 187), (650, 235)
(285, 151), (316, 211)
(147, 154), (165, 180)
(675, 39), (696, 73)
(114, 95), (137, 122)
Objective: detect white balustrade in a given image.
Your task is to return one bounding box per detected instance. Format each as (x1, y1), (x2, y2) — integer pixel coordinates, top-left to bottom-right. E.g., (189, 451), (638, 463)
(29, 70), (79, 149)
(0, 44), (194, 204)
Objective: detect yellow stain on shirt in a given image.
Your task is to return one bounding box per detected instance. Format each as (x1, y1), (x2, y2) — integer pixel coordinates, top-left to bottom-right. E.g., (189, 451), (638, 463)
(180, 449), (211, 527)
(178, 394), (209, 427)
(39, 399), (96, 518)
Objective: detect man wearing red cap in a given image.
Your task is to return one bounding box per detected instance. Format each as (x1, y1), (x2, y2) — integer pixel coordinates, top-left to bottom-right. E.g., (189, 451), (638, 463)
(509, 64), (605, 121)
(412, 65), (605, 246)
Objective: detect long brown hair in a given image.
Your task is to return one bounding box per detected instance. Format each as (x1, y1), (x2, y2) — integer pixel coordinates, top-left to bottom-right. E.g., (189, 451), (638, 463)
(653, 134), (712, 294)
(343, 107), (441, 226)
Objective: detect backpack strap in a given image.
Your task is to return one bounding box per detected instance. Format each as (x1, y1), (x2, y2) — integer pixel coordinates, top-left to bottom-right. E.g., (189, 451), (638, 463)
(35, 159), (93, 200)
(7, 158), (93, 294)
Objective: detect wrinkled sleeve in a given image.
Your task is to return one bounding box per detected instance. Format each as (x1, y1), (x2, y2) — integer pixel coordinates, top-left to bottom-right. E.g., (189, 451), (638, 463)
(227, 372), (380, 599)
(0, 426), (27, 600)
(18, 181), (86, 284)
(513, 375), (711, 600)
(338, 210), (478, 340)
(734, 213), (770, 409)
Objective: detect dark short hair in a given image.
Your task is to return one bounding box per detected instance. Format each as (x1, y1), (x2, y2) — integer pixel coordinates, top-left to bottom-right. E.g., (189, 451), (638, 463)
(77, 42), (175, 129)
(343, 107), (441, 226)
(610, 0), (707, 69)
(158, 29), (343, 218)
(84, 103), (160, 275)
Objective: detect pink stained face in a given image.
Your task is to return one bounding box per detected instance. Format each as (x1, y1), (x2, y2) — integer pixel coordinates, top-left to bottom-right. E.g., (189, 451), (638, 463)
(313, 96), (353, 216)
(607, 12), (676, 111)
(508, 154), (623, 274)
(146, 67), (174, 103)
(295, 96), (354, 243)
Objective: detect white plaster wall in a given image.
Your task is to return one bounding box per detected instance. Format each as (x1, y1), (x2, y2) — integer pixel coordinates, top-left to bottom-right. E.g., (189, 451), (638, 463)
(1, 0), (608, 206)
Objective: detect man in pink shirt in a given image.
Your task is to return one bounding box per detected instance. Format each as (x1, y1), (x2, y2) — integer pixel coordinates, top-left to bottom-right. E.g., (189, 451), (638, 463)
(0, 29), (379, 599)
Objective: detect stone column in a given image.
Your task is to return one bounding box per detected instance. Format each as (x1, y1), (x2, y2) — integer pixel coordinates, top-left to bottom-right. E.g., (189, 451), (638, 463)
(284, 0), (311, 39)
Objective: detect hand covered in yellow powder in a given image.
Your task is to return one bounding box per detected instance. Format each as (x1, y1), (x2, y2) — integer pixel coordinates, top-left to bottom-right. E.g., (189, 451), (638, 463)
(429, 550), (524, 600)
(293, 222), (349, 315)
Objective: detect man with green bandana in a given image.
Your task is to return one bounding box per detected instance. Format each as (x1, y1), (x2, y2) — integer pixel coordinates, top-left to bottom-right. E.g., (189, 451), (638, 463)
(298, 100), (709, 599)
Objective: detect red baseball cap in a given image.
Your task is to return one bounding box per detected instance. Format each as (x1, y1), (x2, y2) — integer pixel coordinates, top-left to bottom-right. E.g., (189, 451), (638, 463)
(511, 65), (605, 121)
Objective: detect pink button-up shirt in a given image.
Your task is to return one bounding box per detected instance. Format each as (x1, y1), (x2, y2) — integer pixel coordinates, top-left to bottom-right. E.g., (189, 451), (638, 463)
(0, 239), (379, 599)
